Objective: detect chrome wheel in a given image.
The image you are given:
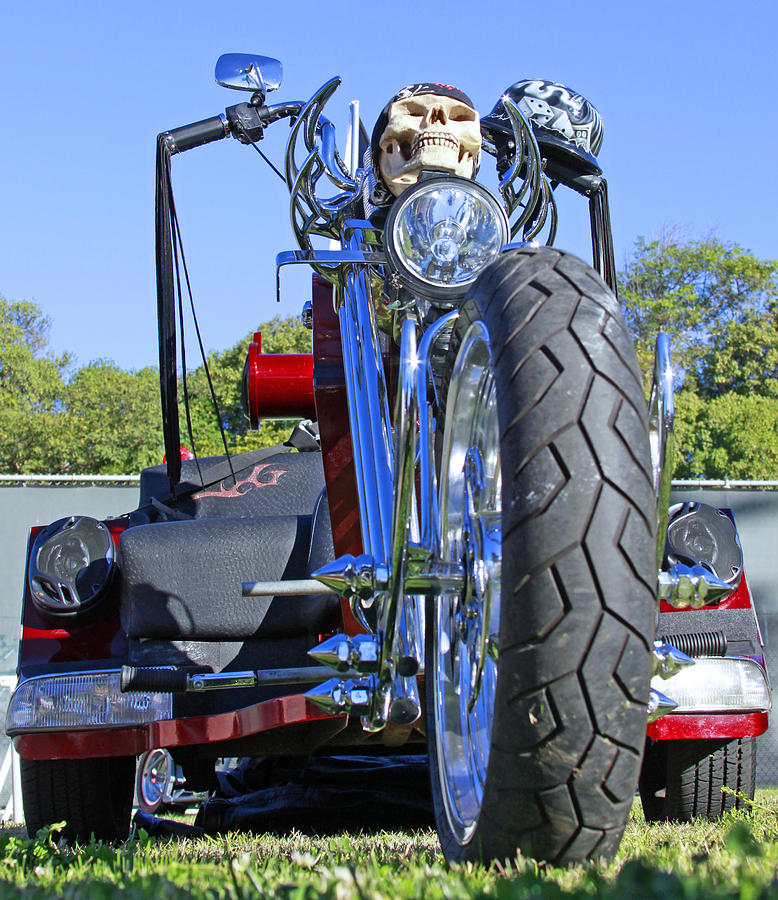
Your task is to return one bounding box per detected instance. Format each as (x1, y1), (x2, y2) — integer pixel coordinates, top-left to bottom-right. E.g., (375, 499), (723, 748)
(137, 749), (173, 812)
(435, 320), (501, 844)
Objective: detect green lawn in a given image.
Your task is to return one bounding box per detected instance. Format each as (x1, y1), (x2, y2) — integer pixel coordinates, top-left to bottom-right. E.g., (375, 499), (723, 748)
(2, 791), (778, 898)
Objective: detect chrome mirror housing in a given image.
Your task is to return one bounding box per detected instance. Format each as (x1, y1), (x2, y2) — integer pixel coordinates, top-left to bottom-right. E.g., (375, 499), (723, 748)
(215, 53), (282, 94)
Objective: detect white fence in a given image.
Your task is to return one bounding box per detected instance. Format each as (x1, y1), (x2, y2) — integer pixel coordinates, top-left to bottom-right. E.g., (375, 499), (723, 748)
(0, 676), (22, 823)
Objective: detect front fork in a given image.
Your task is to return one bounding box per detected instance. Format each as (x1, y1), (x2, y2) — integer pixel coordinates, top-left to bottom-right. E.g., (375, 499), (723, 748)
(307, 237), (463, 729)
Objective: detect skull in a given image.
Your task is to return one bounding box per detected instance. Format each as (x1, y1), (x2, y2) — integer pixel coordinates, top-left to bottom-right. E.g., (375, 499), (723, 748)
(378, 93), (482, 197)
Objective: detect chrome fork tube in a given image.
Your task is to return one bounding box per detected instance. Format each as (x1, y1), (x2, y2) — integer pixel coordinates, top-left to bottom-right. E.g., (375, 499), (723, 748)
(417, 310), (459, 554)
(337, 243), (394, 557)
(338, 233), (419, 725)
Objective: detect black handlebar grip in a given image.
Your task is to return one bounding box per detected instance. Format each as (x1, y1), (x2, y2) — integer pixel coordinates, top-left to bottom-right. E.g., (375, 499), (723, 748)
(162, 115), (228, 154)
(121, 665), (189, 693)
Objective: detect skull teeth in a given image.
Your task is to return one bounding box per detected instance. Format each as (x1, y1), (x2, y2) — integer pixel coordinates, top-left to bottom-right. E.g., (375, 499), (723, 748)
(411, 132), (460, 156)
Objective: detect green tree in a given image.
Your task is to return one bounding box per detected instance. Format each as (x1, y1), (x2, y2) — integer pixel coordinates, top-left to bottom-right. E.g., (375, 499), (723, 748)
(63, 361), (162, 473)
(0, 296), (70, 473)
(177, 315), (311, 457)
(619, 236), (778, 478)
(619, 233), (778, 384)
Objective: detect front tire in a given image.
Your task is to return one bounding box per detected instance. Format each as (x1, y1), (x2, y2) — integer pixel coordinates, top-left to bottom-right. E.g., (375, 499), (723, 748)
(21, 755), (135, 843)
(427, 247), (656, 864)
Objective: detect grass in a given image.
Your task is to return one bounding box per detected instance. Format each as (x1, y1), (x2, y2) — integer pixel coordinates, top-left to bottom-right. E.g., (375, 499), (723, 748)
(2, 791), (778, 898)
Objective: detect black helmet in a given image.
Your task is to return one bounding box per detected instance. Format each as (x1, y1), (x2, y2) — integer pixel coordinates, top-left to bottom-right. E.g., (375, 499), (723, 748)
(481, 78), (603, 177)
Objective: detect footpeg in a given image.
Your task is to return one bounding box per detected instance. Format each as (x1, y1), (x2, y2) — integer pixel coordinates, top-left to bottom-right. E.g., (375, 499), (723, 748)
(308, 634), (379, 673)
(652, 640), (695, 679)
(305, 676), (376, 717)
(648, 688), (678, 722)
(657, 563), (733, 609)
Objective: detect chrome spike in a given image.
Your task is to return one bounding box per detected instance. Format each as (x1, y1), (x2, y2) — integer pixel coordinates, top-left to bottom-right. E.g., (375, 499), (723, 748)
(652, 640), (695, 679)
(312, 554), (388, 603)
(648, 688), (678, 723)
(304, 676), (375, 717)
(657, 563), (733, 609)
(307, 633), (379, 673)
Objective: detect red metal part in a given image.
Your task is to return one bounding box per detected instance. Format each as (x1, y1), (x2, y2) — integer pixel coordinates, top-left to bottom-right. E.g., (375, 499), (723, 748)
(14, 693), (342, 761)
(310, 275), (364, 635)
(311, 276), (361, 559)
(245, 332), (315, 425)
(647, 711), (768, 741)
(19, 521), (129, 670)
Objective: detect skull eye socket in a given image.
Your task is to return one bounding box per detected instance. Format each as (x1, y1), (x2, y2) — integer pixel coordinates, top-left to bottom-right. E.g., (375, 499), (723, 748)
(449, 104), (477, 123)
(403, 102), (429, 117)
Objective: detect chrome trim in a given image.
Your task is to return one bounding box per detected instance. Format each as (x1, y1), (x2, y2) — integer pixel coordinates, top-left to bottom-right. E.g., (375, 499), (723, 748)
(648, 688), (677, 722)
(242, 578), (337, 597)
(657, 562), (733, 609)
(284, 77), (364, 254)
(417, 310), (459, 551)
(275, 248), (386, 302)
(649, 333), (675, 570)
(652, 640), (695, 678)
(497, 97), (555, 242)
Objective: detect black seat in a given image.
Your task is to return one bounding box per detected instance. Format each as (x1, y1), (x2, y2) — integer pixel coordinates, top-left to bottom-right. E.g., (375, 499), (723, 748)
(119, 451), (339, 641)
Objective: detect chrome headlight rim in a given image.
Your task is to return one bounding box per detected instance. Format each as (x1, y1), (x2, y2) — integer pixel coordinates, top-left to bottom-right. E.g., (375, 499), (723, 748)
(383, 175), (509, 302)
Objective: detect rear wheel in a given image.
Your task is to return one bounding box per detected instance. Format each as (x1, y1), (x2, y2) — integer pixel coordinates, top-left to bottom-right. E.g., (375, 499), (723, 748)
(640, 737), (756, 821)
(21, 756), (135, 843)
(427, 246), (656, 864)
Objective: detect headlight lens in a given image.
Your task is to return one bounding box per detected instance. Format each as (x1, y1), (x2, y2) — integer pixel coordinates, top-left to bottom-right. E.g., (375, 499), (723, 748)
(384, 177), (509, 301)
(651, 657), (771, 713)
(6, 671), (172, 733)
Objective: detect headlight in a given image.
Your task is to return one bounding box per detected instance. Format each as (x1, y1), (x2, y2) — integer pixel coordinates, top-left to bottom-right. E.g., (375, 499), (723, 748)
(29, 516), (115, 617)
(384, 176), (509, 302)
(651, 657), (771, 713)
(6, 671), (173, 733)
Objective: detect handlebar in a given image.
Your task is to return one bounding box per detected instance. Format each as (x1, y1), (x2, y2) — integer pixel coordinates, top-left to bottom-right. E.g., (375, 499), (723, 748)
(161, 101), (304, 155)
(161, 114), (229, 154)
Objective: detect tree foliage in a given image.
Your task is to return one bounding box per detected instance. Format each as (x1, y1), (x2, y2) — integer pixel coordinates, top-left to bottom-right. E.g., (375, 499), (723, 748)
(0, 296), (309, 474)
(0, 297), (69, 473)
(619, 235), (778, 479)
(5, 234), (778, 480)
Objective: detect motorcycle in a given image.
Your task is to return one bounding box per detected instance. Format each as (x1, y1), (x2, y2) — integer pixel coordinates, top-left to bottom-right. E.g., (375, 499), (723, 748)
(5, 55), (771, 862)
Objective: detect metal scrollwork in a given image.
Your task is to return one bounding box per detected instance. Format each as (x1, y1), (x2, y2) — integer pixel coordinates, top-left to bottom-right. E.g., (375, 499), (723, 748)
(487, 97), (557, 243)
(285, 77), (364, 256)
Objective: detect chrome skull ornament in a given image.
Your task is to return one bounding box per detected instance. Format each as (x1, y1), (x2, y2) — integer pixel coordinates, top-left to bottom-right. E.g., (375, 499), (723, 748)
(374, 85), (482, 198)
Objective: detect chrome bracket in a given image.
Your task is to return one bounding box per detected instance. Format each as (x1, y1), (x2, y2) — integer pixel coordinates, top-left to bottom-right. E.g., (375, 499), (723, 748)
(652, 640), (695, 678)
(648, 688), (678, 722)
(657, 563), (733, 609)
(308, 633), (380, 673)
(649, 333), (675, 572)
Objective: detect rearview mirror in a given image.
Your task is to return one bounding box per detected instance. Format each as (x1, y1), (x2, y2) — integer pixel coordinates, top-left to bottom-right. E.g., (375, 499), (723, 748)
(215, 54), (282, 94)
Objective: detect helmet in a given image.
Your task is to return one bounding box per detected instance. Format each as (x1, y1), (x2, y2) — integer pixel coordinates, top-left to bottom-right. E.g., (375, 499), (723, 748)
(481, 78), (603, 176)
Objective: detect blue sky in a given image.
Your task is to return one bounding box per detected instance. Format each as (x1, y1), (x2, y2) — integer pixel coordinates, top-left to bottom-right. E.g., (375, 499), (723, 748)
(1, 0), (777, 371)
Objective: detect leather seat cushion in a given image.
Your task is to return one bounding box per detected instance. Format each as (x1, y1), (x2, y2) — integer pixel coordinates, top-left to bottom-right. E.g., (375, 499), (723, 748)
(119, 514), (338, 640)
